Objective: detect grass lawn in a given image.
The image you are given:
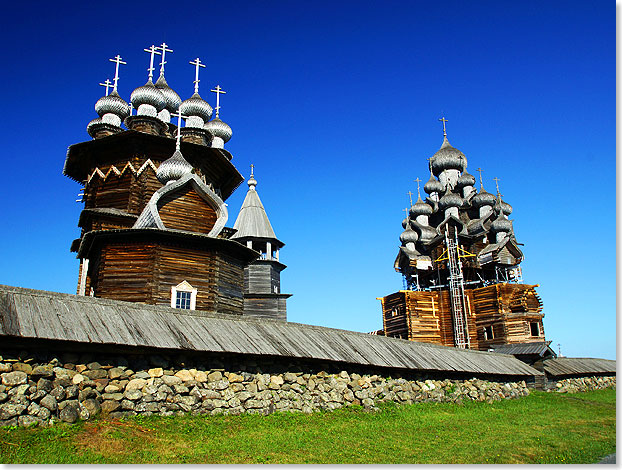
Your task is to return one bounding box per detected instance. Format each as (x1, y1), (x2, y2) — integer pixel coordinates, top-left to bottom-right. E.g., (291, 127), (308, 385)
(0, 388), (615, 464)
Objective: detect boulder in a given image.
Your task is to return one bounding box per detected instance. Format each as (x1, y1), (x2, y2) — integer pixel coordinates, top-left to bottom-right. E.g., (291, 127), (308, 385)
(2, 371), (28, 387)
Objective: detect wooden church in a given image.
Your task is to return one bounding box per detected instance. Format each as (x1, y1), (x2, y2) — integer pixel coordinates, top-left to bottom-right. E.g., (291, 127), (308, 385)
(63, 45), (289, 319)
(378, 119), (545, 351)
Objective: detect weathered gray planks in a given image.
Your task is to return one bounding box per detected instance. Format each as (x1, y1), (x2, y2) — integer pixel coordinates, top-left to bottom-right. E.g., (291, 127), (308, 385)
(0, 284), (542, 378)
(543, 357), (616, 377)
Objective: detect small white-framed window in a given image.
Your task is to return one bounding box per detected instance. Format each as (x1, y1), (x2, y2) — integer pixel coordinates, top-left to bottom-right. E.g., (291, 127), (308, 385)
(171, 281), (197, 310)
(484, 325), (494, 340)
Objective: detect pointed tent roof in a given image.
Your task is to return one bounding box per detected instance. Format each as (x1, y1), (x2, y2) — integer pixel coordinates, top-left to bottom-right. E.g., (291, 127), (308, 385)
(231, 173), (283, 246)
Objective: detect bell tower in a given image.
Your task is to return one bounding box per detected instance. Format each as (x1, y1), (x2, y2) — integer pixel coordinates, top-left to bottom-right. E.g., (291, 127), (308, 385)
(231, 166), (292, 320)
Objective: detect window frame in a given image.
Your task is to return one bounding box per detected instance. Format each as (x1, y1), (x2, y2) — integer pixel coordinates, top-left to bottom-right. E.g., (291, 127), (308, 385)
(171, 281), (197, 310)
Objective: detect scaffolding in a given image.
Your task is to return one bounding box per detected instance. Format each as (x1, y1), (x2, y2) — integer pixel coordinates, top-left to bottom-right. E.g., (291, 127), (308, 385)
(436, 229), (472, 349)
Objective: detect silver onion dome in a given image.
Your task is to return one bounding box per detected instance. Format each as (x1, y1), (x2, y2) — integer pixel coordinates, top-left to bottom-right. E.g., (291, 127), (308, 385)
(431, 136), (467, 176)
(156, 150), (193, 184)
(205, 116), (233, 142)
(472, 188), (496, 208)
(410, 196), (433, 217)
(401, 217), (409, 229)
(439, 187), (463, 210)
(155, 75), (182, 112)
(491, 213), (512, 233)
(131, 80), (166, 114)
(400, 226), (419, 245)
(86, 117), (102, 136)
(180, 93), (213, 122)
(456, 170), (476, 189)
(95, 90), (130, 119)
(423, 174), (443, 194)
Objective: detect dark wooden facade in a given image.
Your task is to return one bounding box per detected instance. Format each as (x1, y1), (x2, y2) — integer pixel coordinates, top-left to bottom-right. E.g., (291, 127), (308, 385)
(379, 283), (545, 351)
(65, 129), (257, 314)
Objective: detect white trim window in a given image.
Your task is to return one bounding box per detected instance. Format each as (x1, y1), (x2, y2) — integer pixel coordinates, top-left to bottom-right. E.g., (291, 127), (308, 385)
(171, 281), (197, 310)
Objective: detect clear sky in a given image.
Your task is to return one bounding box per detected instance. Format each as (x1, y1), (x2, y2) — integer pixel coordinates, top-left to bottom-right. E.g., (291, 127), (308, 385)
(0, 1), (615, 359)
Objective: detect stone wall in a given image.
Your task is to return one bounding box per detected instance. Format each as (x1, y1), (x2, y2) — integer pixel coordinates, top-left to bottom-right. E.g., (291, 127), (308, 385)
(0, 349), (530, 428)
(548, 376), (616, 393)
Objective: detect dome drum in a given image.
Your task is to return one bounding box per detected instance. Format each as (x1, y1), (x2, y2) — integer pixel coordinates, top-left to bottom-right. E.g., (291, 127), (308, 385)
(87, 119), (122, 139)
(124, 115), (168, 136)
(205, 117), (232, 148)
(180, 127), (211, 146)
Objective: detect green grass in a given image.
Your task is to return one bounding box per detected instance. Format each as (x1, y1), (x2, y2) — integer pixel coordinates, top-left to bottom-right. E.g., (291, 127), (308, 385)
(0, 388), (615, 464)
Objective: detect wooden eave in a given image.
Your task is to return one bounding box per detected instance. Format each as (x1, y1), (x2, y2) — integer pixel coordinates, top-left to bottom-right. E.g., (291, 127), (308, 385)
(63, 130), (243, 200)
(77, 228), (259, 264)
(0, 284), (543, 378)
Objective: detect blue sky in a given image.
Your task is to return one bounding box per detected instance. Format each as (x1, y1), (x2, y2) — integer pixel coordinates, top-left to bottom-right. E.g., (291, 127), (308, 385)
(0, 1), (615, 359)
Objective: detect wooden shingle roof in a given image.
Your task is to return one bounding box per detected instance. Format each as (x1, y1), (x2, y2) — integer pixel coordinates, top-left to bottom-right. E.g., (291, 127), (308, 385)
(542, 357), (616, 377)
(0, 285), (541, 378)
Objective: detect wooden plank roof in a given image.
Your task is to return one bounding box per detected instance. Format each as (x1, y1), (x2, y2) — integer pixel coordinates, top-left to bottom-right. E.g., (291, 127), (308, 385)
(542, 357), (616, 377)
(0, 285), (542, 378)
(491, 341), (555, 357)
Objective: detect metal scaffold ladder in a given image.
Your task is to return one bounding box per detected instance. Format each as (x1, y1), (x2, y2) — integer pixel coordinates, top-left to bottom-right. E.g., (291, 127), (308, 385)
(445, 230), (470, 349)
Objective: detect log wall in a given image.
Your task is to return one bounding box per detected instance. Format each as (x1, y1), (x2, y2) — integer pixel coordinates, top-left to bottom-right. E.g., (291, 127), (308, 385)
(157, 186), (217, 234)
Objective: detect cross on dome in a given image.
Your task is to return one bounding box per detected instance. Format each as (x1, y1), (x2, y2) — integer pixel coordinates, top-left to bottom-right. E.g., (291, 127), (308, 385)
(109, 55), (127, 92)
(171, 110), (189, 151)
(157, 43), (173, 75)
(143, 45), (161, 80)
(210, 85), (226, 117)
(250, 164), (254, 177)
(439, 116), (448, 137)
(414, 177), (422, 198)
(189, 58), (206, 94)
(493, 177), (501, 195)
(476, 168), (484, 189)
(407, 191), (414, 206)
(99, 79), (113, 96)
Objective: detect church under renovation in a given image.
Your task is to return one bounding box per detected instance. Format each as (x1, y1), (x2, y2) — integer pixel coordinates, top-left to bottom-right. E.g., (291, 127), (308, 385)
(378, 119), (545, 352)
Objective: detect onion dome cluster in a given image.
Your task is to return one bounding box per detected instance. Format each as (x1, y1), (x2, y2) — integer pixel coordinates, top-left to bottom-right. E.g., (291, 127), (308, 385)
(180, 93), (213, 128)
(156, 150), (193, 184)
(155, 74), (182, 123)
(430, 136), (467, 176)
(131, 79), (166, 117)
(205, 116), (232, 148)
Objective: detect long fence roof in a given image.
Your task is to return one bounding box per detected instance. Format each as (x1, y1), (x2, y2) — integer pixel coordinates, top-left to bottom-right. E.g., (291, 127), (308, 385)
(0, 285), (541, 378)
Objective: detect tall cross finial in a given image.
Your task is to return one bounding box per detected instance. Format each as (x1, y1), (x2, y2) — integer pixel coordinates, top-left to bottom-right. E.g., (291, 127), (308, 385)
(493, 177), (501, 195)
(427, 157), (433, 176)
(476, 168), (484, 189)
(439, 116), (448, 137)
(414, 177), (422, 199)
(144, 45), (161, 80)
(250, 164), (254, 177)
(99, 79), (113, 96)
(210, 85), (227, 117)
(407, 191), (414, 207)
(109, 55), (127, 92)
(157, 42), (173, 75)
(189, 58), (206, 94)
(171, 110), (188, 151)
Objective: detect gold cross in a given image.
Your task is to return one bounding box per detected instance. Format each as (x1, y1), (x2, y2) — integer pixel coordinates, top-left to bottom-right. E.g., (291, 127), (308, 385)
(439, 116), (448, 137)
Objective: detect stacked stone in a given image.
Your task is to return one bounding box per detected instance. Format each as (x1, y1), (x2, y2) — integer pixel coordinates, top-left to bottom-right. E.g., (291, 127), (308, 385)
(550, 376), (616, 393)
(0, 351), (532, 428)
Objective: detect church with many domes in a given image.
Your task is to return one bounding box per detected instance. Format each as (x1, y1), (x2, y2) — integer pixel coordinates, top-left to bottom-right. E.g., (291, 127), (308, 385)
(64, 44), (289, 320)
(378, 119), (546, 351)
